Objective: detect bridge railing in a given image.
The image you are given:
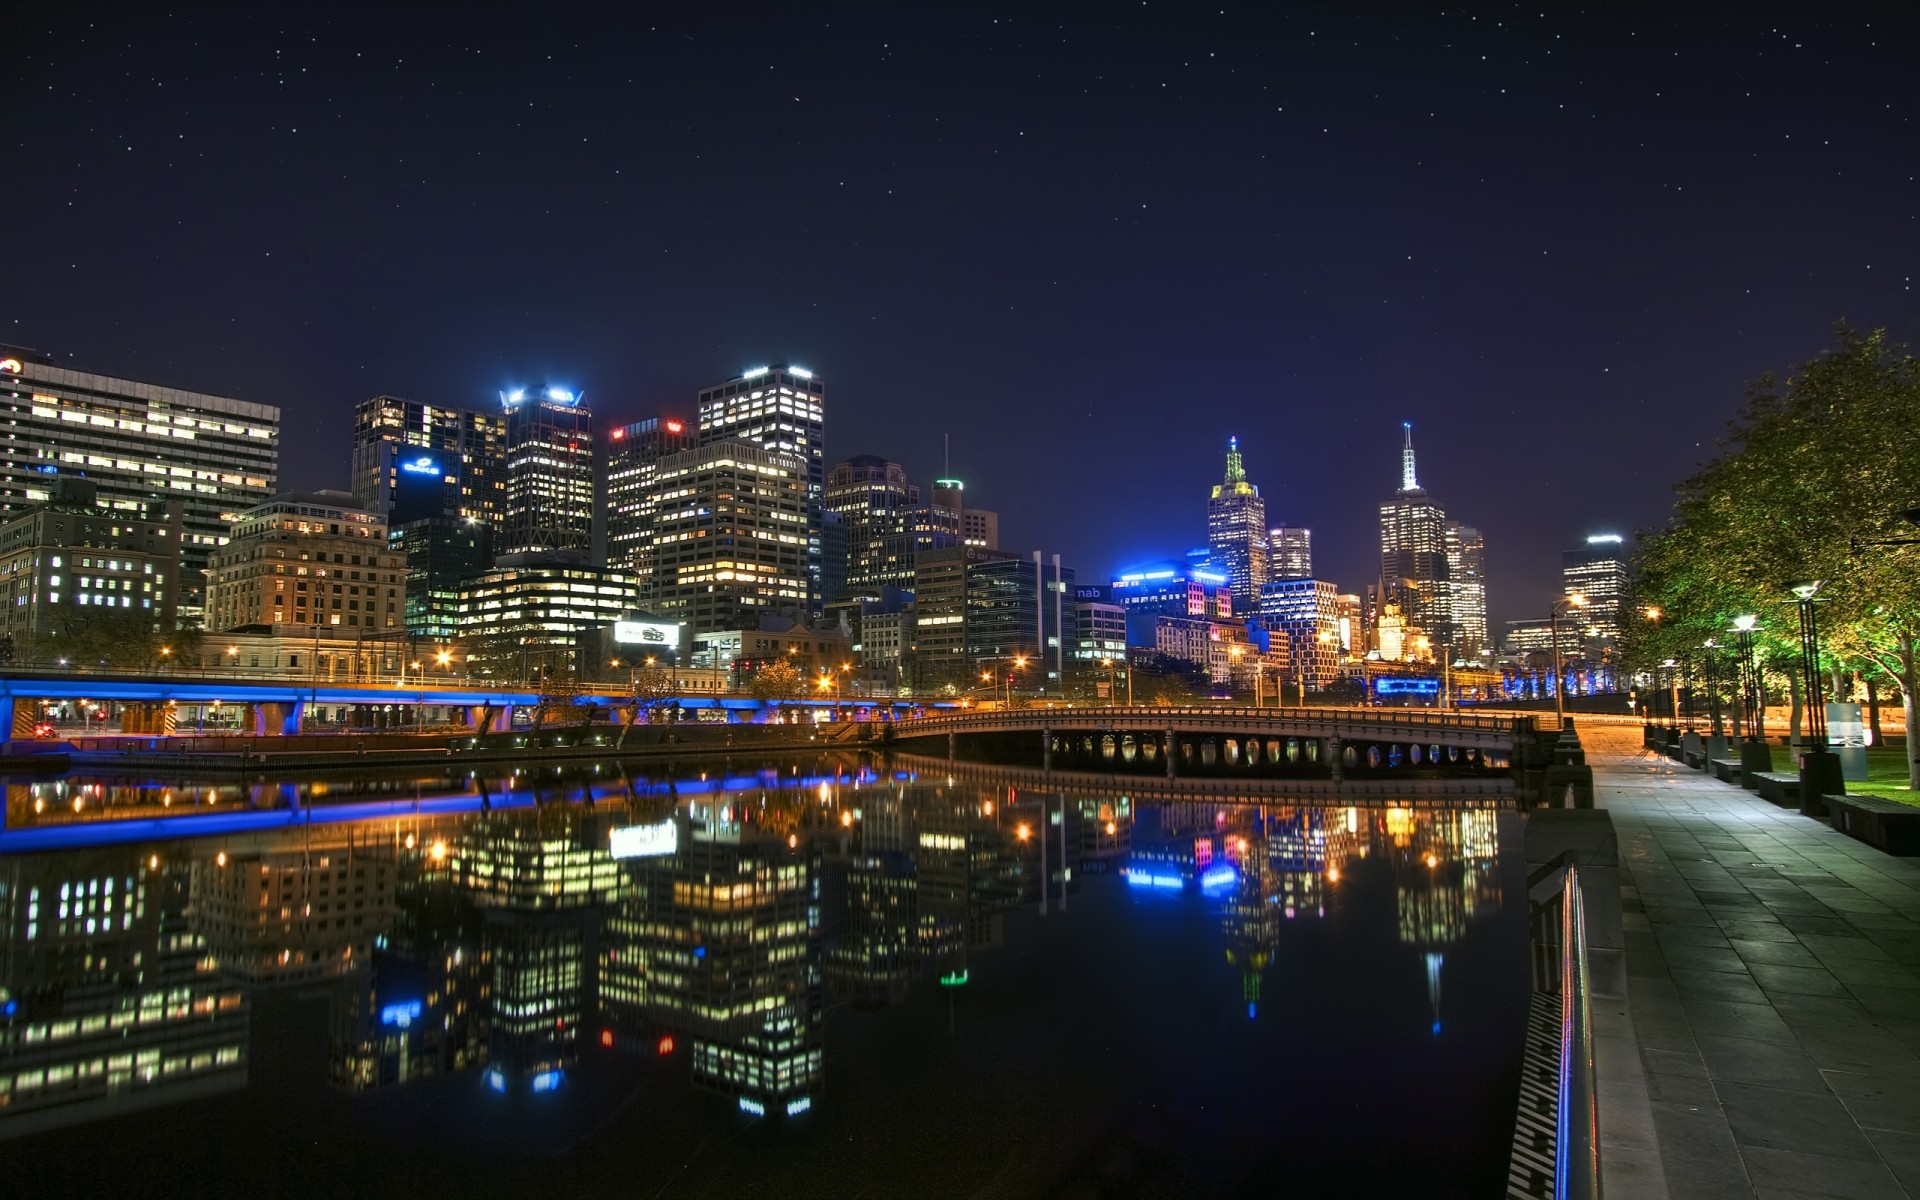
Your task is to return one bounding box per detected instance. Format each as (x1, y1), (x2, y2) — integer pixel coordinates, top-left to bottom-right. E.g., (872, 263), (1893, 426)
(892, 704), (1535, 736)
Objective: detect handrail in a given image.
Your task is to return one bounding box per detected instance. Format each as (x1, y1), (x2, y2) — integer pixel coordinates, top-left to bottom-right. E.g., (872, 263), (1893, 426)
(1557, 864), (1601, 1200)
(891, 705), (1532, 734)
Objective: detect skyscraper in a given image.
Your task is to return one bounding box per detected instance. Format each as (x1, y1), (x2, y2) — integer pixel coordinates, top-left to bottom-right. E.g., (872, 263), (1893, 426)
(649, 440), (809, 634)
(1207, 437), (1268, 612)
(501, 385), (594, 558)
(825, 455), (925, 600)
(349, 395), (507, 529)
(1445, 522), (1488, 665)
(1562, 534), (1631, 657)
(697, 365), (825, 612)
(1378, 423), (1451, 653)
(0, 348), (278, 622)
(606, 415), (696, 603)
(1268, 526), (1313, 579)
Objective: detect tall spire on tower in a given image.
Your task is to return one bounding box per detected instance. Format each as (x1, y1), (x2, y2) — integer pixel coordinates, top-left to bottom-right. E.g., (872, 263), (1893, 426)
(1400, 421), (1420, 493)
(1224, 435), (1247, 485)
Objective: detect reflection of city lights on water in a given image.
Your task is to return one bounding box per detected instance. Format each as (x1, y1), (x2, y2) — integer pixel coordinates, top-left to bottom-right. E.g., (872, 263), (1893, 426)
(1200, 864), (1239, 893)
(1124, 868), (1183, 890)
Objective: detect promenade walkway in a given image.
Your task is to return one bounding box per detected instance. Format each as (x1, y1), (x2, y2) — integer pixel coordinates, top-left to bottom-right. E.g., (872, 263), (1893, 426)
(1590, 725), (1920, 1198)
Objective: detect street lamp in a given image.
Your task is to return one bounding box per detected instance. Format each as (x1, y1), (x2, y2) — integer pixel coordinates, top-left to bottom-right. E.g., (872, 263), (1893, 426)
(1791, 581), (1844, 805)
(225, 645), (239, 673)
(1702, 638), (1724, 737)
(1548, 594), (1588, 726)
(1731, 613), (1761, 742)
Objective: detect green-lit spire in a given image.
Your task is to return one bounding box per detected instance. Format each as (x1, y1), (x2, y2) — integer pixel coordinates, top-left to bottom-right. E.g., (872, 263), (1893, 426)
(1224, 435), (1245, 485)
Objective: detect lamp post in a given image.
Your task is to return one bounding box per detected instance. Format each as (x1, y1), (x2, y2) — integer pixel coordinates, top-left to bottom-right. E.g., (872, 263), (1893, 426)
(1791, 581), (1844, 809)
(1731, 613), (1774, 783)
(1549, 595), (1588, 728)
(1662, 659), (1679, 725)
(1702, 639), (1724, 737)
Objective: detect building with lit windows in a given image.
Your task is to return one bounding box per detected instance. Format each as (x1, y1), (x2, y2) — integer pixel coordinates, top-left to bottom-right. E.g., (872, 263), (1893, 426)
(1268, 525), (1312, 580)
(1445, 523), (1489, 665)
(1207, 437), (1269, 612)
(826, 456), (931, 600)
(931, 477), (999, 551)
(389, 516), (490, 642)
(349, 394), (507, 529)
(1074, 600), (1128, 665)
(966, 553), (1076, 695)
(501, 385), (594, 558)
(204, 491), (403, 633)
(455, 552), (637, 683)
(1257, 578), (1342, 689)
(1562, 534), (1632, 655)
(1378, 423), (1451, 650)
(0, 348), (278, 621)
(607, 415), (696, 602)
(0, 478), (183, 652)
(697, 365), (826, 613)
(650, 440), (808, 636)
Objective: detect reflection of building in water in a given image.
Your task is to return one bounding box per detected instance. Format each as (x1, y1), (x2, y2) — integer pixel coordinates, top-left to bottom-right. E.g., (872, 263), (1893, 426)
(601, 802), (823, 1111)
(330, 841), (490, 1092)
(1386, 808), (1503, 1035)
(0, 851), (248, 1136)
(1075, 795), (1133, 861)
(449, 808), (624, 1091)
(189, 835), (396, 984)
(825, 852), (917, 1006)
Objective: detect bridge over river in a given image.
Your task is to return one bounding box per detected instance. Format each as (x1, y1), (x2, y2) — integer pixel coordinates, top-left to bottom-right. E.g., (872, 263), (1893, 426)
(887, 705), (1549, 784)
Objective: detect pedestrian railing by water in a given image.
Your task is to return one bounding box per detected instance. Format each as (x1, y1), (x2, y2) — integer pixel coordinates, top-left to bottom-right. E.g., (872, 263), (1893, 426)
(1512, 858), (1600, 1199)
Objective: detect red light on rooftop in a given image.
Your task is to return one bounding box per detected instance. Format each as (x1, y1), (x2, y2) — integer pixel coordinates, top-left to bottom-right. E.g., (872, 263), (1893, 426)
(657, 1035), (675, 1056)
(601, 1029), (614, 1047)
(611, 429), (625, 439)
(665, 420), (684, 433)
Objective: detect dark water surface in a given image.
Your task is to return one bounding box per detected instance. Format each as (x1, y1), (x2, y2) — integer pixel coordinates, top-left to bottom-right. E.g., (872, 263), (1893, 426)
(1, 759), (1529, 1197)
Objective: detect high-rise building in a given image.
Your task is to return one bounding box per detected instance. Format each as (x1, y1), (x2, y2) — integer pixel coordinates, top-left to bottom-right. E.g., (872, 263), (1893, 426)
(1378, 423), (1451, 651)
(650, 440), (808, 635)
(966, 553), (1076, 694)
(1268, 526), (1312, 580)
(1562, 534), (1632, 657)
(501, 385), (594, 558)
(204, 491), (404, 633)
(0, 348), (278, 621)
(825, 456), (926, 600)
(1257, 578), (1342, 689)
(910, 545), (973, 691)
(1207, 437), (1268, 612)
(1445, 523), (1489, 665)
(389, 517), (490, 642)
(0, 478), (183, 652)
(606, 415), (696, 602)
(697, 365), (825, 612)
(349, 395), (507, 529)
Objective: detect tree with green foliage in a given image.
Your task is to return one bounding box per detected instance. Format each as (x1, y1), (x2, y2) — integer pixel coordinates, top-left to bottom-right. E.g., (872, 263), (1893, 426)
(1633, 326), (1920, 785)
(746, 657), (806, 701)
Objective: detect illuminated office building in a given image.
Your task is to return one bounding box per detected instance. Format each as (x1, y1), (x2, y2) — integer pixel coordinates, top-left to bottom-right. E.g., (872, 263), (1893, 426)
(697, 365), (825, 612)
(203, 491), (404, 633)
(607, 415), (696, 603)
(0, 348), (278, 620)
(1257, 578), (1341, 688)
(349, 394), (507, 528)
(1378, 423), (1452, 649)
(931, 477), (999, 551)
(826, 456), (929, 599)
(1206, 437), (1269, 612)
(1445, 522), (1489, 665)
(1267, 525), (1312, 580)
(455, 553), (637, 682)
(389, 516), (489, 642)
(650, 441), (808, 635)
(1562, 534), (1632, 655)
(0, 478), (183, 649)
(501, 385), (594, 558)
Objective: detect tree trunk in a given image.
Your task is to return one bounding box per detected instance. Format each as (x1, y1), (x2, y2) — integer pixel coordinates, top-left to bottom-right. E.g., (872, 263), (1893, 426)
(1868, 674), (1885, 745)
(1902, 633), (1920, 791)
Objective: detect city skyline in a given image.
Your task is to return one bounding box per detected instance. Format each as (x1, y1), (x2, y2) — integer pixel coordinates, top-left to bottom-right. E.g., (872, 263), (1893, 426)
(5, 4), (1913, 630)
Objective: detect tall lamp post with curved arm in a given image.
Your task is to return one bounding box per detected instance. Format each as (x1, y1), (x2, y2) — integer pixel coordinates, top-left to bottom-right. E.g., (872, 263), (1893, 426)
(1731, 613), (1774, 784)
(1791, 581), (1845, 814)
(1549, 594), (1588, 728)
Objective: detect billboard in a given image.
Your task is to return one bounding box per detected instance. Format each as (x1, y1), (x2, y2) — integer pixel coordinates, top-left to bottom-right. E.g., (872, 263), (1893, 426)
(610, 820), (678, 859)
(614, 620), (680, 647)
(1374, 676), (1440, 696)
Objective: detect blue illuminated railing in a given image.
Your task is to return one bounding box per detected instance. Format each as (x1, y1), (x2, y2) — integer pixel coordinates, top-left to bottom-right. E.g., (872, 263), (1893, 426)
(1556, 864), (1600, 1200)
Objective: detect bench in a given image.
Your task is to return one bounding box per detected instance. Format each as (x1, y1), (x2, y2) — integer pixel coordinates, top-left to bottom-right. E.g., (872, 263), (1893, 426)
(1710, 758), (1744, 786)
(1684, 748), (1708, 769)
(1752, 772), (1801, 807)
(1828, 794), (1920, 856)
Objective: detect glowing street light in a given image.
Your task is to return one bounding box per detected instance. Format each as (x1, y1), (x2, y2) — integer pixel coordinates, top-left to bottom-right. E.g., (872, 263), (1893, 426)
(1548, 594), (1589, 725)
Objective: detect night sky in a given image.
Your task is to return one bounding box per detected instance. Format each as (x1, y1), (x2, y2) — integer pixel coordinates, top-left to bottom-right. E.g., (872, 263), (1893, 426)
(4, 2), (1916, 626)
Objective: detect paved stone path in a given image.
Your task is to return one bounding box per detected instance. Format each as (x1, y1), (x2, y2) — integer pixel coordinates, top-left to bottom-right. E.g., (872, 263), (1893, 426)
(1590, 725), (1920, 1198)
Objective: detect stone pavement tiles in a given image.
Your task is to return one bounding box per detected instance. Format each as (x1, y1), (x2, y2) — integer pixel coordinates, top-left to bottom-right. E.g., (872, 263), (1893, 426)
(1589, 725), (1920, 1198)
